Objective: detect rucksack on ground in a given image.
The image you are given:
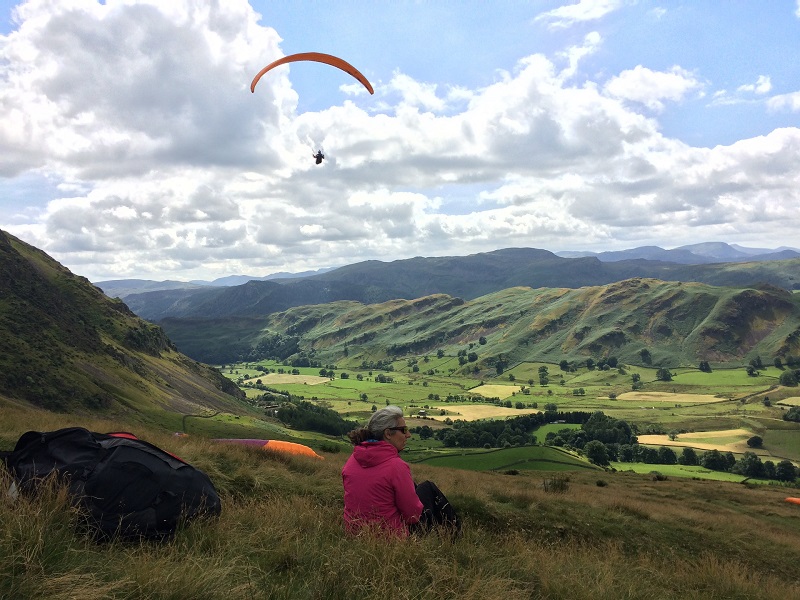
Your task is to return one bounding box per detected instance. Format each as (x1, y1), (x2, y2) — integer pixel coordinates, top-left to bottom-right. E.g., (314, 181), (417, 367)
(413, 479), (462, 539)
(1, 427), (221, 540)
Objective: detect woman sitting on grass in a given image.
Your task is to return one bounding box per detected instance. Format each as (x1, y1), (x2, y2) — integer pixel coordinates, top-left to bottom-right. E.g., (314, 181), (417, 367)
(342, 406), (423, 536)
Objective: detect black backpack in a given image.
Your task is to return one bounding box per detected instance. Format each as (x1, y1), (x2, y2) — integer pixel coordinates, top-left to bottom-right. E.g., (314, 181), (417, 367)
(1, 427), (221, 540)
(413, 480), (462, 539)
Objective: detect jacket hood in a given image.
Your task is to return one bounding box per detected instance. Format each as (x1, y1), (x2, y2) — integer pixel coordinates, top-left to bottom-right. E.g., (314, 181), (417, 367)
(352, 441), (399, 468)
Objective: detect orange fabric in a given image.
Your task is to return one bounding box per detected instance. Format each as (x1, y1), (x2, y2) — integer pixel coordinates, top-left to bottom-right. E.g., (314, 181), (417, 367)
(251, 52), (374, 95)
(263, 440), (323, 459)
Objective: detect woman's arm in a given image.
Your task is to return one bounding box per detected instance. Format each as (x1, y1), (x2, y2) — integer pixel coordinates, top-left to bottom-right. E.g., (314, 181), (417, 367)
(394, 461), (424, 524)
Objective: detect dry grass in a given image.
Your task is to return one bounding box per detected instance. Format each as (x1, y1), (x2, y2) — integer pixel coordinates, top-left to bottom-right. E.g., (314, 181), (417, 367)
(638, 429), (753, 452)
(242, 373), (330, 385)
(470, 384), (522, 399)
(3, 407), (800, 599)
(616, 391), (722, 403)
(427, 403), (541, 420)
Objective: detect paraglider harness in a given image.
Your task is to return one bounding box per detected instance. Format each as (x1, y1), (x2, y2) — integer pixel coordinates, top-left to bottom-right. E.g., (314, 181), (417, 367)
(0, 427), (221, 541)
(313, 150), (325, 164)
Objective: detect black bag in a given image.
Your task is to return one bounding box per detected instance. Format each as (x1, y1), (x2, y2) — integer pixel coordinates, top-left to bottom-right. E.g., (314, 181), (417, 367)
(1, 427), (221, 540)
(413, 480), (462, 538)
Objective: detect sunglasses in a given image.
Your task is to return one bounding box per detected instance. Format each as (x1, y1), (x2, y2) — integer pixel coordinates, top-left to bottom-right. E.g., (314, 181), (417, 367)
(387, 426), (409, 434)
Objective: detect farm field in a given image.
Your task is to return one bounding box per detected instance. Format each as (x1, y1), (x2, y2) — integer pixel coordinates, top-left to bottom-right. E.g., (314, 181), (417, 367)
(616, 391), (721, 404)
(410, 445), (599, 472)
(638, 429), (753, 453)
(220, 358), (800, 473)
(243, 373), (329, 385)
(422, 404), (540, 420)
(470, 383), (521, 399)
(610, 462), (750, 483)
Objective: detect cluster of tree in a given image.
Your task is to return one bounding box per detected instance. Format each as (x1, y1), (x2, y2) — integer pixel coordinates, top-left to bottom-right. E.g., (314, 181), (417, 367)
(667, 447), (797, 482)
(457, 348), (479, 365)
(784, 406), (800, 421)
(287, 355), (322, 368)
(275, 400), (358, 436)
(416, 411), (594, 449)
(553, 435), (799, 483)
(779, 370), (800, 387)
(558, 356), (619, 372)
(358, 359), (394, 372)
(242, 333), (300, 362)
(544, 412), (637, 450)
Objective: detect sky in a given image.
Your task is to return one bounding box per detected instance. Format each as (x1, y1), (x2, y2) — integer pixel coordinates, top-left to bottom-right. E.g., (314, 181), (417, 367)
(1, 0), (799, 283)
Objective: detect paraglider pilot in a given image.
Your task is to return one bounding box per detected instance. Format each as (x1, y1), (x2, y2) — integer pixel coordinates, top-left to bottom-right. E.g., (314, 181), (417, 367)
(314, 150), (325, 165)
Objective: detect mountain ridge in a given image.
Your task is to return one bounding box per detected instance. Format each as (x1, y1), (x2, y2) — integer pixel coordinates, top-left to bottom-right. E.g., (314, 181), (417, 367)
(115, 247), (800, 322)
(0, 229), (249, 418)
(160, 278), (800, 368)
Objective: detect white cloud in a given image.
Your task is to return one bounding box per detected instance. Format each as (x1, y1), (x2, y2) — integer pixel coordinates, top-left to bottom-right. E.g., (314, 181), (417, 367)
(737, 75), (772, 95)
(767, 91), (800, 112)
(535, 0), (624, 29)
(603, 65), (702, 112)
(1, 1), (799, 281)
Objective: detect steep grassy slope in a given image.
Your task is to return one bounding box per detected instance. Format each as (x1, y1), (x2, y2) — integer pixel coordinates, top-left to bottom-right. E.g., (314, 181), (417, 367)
(2, 405), (800, 599)
(163, 279), (800, 368)
(0, 229), (249, 419)
(121, 247), (800, 321)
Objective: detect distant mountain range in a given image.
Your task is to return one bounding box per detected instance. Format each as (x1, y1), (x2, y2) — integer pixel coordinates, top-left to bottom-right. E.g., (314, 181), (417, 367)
(555, 242), (800, 264)
(98, 245), (800, 323)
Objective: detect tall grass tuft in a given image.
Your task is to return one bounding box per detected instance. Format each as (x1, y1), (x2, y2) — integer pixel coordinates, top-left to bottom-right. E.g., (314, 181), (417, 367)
(3, 415), (800, 599)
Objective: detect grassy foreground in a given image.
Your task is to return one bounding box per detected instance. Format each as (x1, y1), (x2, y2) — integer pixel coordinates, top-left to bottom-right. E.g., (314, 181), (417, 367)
(3, 405), (800, 599)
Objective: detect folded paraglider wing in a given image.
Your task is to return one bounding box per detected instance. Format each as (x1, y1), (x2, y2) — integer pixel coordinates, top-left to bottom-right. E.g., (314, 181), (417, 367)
(212, 438), (323, 459)
(264, 440), (324, 459)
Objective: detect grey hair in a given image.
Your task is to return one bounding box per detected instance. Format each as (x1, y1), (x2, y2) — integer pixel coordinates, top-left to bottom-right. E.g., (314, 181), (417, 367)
(367, 405), (404, 439)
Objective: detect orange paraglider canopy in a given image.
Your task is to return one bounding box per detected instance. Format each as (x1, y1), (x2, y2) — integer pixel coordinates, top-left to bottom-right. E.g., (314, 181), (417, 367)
(250, 52), (374, 95)
(785, 497), (800, 505)
(263, 439), (324, 459)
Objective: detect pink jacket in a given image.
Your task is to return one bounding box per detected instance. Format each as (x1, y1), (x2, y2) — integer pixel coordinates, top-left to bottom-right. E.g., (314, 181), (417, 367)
(342, 441), (423, 536)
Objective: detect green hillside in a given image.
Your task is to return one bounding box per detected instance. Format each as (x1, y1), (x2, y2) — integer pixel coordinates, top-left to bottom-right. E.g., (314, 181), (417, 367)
(163, 279), (800, 368)
(3, 405), (800, 599)
(0, 229), (251, 423)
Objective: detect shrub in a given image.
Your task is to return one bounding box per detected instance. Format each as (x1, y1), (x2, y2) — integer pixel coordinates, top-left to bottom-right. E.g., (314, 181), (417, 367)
(542, 475), (570, 494)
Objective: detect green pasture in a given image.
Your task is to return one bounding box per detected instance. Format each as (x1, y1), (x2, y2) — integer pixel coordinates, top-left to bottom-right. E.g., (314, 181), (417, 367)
(671, 367), (780, 392)
(220, 357), (800, 465)
(611, 462), (750, 483)
(410, 445), (599, 472)
(534, 423), (582, 438)
(765, 429), (800, 458)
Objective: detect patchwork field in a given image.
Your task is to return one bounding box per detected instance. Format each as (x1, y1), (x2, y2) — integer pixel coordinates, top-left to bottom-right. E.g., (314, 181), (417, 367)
(426, 404), (541, 420)
(470, 384), (521, 399)
(243, 374), (330, 385)
(778, 396), (800, 406)
(638, 428), (753, 452)
(616, 391), (722, 404)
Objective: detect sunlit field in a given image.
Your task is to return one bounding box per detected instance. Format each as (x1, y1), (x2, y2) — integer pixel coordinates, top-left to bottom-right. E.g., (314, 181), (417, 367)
(470, 383), (522, 398)
(220, 358), (800, 476)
